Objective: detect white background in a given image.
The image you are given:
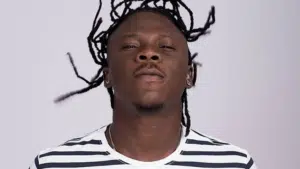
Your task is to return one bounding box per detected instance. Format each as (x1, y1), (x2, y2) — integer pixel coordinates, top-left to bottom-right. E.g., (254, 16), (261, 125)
(0, 0), (299, 168)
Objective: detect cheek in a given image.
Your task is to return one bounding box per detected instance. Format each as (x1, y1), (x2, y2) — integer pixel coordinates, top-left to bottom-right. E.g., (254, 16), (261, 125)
(109, 60), (133, 90)
(167, 62), (189, 87)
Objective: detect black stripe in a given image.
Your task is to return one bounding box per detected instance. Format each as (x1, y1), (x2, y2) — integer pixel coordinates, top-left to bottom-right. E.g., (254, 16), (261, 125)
(210, 139), (229, 145)
(40, 160), (128, 168)
(167, 161), (246, 168)
(40, 151), (110, 158)
(181, 150), (247, 157)
(186, 139), (227, 146)
(67, 137), (83, 142)
(61, 137), (85, 146)
(34, 156), (41, 169)
(192, 130), (229, 145)
(246, 158), (254, 169)
(63, 140), (101, 146)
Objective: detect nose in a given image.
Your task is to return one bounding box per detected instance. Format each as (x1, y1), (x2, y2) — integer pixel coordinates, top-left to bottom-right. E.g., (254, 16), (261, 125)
(135, 47), (161, 63)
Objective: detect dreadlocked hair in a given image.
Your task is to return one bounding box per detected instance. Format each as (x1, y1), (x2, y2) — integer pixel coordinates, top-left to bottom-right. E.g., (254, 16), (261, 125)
(55, 0), (216, 137)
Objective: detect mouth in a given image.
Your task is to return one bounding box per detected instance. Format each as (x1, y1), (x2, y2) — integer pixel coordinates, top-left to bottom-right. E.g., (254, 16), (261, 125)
(134, 69), (165, 83)
(136, 74), (164, 82)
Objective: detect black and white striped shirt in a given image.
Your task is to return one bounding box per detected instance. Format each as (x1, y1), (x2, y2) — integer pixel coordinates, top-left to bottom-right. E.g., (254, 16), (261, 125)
(29, 125), (257, 169)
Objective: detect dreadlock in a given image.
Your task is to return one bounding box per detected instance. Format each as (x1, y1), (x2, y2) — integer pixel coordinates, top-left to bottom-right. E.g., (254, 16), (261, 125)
(55, 0), (216, 137)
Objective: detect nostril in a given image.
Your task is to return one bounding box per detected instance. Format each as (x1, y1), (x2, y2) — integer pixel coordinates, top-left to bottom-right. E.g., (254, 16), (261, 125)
(139, 55), (147, 60)
(151, 55), (159, 60)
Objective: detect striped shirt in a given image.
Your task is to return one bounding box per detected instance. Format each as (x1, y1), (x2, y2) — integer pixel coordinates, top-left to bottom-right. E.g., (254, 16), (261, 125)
(29, 125), (257, 169)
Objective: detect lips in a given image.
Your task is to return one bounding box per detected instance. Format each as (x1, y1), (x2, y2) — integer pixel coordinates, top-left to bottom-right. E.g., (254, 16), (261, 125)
(134, 69), (165, 82)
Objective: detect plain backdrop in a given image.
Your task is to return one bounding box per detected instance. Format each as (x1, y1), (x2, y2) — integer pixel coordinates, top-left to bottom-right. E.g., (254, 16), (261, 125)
(0, 0), (299, 168)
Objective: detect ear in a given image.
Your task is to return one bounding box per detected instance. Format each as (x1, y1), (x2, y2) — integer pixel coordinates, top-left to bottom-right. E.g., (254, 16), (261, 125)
(186, 65), (195, 89)
(103, 67), (112, 88)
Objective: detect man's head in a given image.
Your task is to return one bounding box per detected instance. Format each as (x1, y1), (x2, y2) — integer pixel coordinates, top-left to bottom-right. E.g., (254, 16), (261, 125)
(55, 0), (216, 136)
(105, 10), (194, 114)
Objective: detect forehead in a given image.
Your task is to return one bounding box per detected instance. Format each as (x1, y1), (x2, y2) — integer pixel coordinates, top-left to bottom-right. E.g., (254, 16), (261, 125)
(109, 11), (185, 40)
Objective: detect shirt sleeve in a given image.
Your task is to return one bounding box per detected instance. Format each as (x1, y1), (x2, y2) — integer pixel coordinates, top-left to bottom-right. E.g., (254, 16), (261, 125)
(245, 151), (258, 169)
(28, 155), (41, 169)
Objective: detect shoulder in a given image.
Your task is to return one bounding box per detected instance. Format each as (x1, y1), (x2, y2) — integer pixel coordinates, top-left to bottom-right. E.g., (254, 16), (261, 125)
(30, 126), (111, 169)
(175, 128), (257, 169)
(40, 127), (105, 152)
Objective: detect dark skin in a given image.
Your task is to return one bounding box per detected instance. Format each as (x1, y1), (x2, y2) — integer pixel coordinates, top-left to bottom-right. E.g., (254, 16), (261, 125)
(104, 11), (194, 161)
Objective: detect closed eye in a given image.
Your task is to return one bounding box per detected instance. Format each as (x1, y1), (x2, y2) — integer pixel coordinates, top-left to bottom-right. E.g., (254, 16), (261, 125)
(160, 45), (175, 50)
(122, 45), (138, 49)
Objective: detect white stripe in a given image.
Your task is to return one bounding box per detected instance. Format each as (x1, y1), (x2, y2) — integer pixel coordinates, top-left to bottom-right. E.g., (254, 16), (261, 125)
(41, 144), (104, 153)
(39, 155), (114, 163)
(171, 155), (247, 164)
(183, 145), (247, 153)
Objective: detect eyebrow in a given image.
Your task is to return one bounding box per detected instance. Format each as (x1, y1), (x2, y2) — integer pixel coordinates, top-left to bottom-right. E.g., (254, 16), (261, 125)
(121, 32), (173, 39)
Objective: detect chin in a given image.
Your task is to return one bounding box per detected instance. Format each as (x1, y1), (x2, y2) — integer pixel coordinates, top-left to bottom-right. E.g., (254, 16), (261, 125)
(132, 90), (167, 115)
(133, 96), (165, 115)
(134, 102), (165, 115)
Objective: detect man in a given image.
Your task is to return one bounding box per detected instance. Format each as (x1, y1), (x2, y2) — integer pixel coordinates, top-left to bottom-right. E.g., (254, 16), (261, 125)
(30, 0), (257, 168)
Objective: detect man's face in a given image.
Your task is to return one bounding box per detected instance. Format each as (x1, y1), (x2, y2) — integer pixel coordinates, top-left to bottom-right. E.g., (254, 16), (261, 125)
(106, 11), (193, 112)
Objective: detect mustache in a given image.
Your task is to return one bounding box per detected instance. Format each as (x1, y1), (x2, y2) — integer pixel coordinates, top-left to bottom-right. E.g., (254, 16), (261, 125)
(133, 62), (165, 76)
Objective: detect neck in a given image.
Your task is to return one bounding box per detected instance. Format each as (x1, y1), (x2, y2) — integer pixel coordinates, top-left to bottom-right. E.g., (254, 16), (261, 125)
(106, 100), (183, 162)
